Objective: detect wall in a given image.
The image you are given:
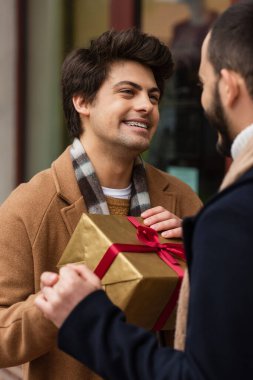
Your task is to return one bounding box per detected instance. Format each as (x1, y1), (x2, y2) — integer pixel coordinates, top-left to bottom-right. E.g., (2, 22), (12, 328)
(25, 0), (65, 180)
(0, 0), (16, 203)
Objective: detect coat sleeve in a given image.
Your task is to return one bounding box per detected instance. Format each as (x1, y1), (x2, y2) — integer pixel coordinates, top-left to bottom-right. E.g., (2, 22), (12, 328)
(59, 291), (188, 380)
(58, 187), (253, 380)
(0, 189), (57, 367)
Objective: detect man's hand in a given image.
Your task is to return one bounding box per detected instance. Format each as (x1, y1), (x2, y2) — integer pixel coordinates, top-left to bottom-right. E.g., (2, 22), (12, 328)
(141, 206), (182, 239)
(35, 264), (101, 328)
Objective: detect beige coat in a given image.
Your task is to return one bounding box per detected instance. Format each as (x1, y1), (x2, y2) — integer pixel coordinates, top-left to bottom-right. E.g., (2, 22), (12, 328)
(0, 146), (202, 380)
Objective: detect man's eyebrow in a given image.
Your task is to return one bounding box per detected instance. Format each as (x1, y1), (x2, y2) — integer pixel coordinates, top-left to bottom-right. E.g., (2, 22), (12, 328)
(113, 81), (160, 94)
(149, 87), (161, 95)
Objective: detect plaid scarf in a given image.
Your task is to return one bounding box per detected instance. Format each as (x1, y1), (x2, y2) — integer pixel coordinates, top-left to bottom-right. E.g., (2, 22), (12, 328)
(70, 138), (151, 216)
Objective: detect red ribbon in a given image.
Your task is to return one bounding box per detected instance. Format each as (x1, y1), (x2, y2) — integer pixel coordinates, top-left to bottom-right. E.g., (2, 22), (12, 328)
(94, 216), (185, 331)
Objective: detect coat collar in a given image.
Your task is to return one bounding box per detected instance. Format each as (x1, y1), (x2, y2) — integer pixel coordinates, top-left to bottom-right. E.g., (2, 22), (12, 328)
(51, 151), (174, 208)
(200, 165), (253, 215)
(51, 148), (176, 234)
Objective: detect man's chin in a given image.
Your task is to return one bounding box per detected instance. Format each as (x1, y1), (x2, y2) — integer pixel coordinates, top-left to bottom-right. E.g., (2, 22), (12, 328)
(124, 140), (151, 154)
(116, 141), (150, 157)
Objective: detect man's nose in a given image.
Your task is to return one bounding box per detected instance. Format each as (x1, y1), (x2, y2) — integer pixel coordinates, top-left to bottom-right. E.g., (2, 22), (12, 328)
(134, 94), (153, 113)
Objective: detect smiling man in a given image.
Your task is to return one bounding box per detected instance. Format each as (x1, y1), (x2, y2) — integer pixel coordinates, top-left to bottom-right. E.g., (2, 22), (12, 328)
(35, 2), (253, 380)
(73, 59), (161, 191)
(0, 29), (201, 380)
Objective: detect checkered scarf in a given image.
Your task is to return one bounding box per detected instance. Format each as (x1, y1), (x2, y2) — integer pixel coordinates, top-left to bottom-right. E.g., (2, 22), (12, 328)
(70, 138), (151, 215)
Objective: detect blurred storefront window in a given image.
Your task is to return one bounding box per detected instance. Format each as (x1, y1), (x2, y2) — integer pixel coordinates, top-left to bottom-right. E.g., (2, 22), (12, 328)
(71, 0), (110, 48)
(142, 0), (230, 201)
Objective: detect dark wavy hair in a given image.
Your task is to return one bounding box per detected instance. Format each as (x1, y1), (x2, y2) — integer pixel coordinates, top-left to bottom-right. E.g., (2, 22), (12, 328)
(61, 28), (174, 137)
(209, 1), (253, 99)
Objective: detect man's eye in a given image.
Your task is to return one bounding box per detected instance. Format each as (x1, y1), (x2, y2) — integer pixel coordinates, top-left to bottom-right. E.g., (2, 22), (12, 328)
(149, 95), (159, 104)
(120, 89), (134, 95)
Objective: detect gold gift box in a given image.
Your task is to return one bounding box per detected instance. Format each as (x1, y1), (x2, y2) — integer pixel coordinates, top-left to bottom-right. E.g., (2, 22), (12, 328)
(58, 213), (185, 331)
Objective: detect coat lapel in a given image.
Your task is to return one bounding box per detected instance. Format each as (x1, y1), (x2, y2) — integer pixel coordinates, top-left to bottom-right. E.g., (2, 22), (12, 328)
(51, 146), (87, 235)
(145, 163), (176, 213)
(61, 198), (86, 235)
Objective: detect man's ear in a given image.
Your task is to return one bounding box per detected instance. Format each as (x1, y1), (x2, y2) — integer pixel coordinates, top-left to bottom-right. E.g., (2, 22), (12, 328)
(72, 95), (90, 116)
(220, 68), (240, 107)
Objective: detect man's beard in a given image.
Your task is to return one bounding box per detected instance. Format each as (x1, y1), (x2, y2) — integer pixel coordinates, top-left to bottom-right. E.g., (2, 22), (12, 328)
(205, 84), (232, 157)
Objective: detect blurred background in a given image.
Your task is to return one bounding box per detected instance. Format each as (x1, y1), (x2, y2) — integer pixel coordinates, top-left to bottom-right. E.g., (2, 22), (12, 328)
(0, 0), (239, 207)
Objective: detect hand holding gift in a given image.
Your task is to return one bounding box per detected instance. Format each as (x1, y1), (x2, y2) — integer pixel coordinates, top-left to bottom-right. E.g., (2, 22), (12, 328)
(35, 265), (101, 328)
(141, 206), (182, 239)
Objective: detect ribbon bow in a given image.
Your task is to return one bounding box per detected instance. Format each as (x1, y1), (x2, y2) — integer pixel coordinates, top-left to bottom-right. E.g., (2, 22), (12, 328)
(129, 216), (185, 266)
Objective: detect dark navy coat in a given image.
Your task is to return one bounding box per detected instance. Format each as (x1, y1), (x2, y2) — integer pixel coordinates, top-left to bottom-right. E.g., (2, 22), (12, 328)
(58, 168), (253, 380)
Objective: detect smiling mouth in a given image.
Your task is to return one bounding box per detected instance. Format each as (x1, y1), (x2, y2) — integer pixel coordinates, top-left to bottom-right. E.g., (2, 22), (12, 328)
(124, 121), (149, 130)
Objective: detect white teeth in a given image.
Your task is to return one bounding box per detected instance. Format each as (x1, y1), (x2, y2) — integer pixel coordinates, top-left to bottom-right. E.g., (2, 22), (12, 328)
(125, 121), (148, 129)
